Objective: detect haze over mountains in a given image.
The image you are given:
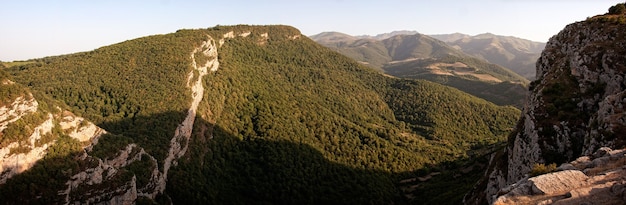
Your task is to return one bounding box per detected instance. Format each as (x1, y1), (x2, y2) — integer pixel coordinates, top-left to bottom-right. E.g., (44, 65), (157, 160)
(314, 31), (545, 80)
(310, 31), (533, 108)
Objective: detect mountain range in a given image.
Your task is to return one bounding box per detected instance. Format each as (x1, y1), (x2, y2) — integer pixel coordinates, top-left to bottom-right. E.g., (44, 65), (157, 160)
(431, 33), (545, 80)
(310, 31), (531, 108)
(317, 30), (545, 81)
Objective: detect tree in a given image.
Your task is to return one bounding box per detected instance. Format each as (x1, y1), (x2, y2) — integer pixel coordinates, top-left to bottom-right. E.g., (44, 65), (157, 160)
(608, 3), (626, 14)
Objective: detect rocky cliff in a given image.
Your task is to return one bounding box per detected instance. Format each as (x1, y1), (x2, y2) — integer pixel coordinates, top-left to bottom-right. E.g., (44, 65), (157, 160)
(465, 4), (626, 204)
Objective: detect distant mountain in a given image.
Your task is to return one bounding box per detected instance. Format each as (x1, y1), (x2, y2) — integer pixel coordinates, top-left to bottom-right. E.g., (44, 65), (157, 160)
(356, 30), (419, 40)
(428, 33), (470, 43)
(1, 25), (519, 204)
(311, 31), (529, 108)
(308, 31), (357, 44)
(430, 33), (546, 80)
(311, 32), (391, 69)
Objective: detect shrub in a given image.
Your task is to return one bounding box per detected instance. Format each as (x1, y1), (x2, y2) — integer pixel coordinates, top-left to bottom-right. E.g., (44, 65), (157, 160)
(529, 163), (557, 177)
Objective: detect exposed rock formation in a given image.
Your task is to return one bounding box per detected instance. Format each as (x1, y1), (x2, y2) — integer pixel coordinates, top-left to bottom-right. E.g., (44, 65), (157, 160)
(0, 114), (53, 183)
(465, 6), (626, 204)
(154, 34), (216, 196)
(0, 96), (37, 131)
(58, 111), (107, 143)
(0, 102), (106, 184)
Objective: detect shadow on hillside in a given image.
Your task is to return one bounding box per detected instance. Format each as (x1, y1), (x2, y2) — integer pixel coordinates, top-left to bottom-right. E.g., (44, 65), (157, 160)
(0, 139), (88, 204)
(162, 112), (494, 205)
(164, 115), (401, 204)
(0, 111), (495, 205)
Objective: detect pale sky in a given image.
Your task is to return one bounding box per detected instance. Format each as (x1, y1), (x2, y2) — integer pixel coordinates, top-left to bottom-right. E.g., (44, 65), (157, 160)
(0, 0), (622, 61)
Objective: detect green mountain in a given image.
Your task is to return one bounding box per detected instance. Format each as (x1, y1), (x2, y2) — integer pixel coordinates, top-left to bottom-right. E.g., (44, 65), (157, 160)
(1, 25), (519, 204)
(311, 32), (529, 108)
(431, 33), (546, 80)
(428, 33), (470, 43)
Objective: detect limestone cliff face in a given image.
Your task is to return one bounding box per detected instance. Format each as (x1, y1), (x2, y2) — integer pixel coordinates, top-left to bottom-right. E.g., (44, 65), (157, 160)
(0, 98), (106, 184)
(465, 10), (626, 205)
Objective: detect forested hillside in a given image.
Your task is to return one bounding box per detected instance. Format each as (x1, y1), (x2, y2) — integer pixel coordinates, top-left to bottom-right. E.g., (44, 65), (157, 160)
(3, 25), (519, 204)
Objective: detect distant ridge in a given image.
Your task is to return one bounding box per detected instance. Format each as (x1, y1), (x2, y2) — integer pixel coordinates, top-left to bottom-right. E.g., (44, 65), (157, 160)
(428, 32), (470, 43)
(356, 30), (419, 40)
(430, 32), (546, 79)
(311, 31), (529, 108)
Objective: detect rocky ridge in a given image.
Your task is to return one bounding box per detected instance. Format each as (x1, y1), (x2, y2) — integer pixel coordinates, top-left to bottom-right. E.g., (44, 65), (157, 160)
(465, 5), (626, 205)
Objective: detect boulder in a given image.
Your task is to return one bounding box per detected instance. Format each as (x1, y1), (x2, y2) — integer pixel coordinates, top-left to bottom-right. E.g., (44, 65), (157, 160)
(529, 170), (588, 195)
(593, 147), (613, 159)
(557, 163), (577, 171)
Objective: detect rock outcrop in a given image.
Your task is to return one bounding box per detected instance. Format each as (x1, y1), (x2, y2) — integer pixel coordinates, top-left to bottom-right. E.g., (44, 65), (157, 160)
(494, 147), (626, 205)
(0, 101), (106, 184)
(0, 96), (37, 131)
(465, 5), (626, 204)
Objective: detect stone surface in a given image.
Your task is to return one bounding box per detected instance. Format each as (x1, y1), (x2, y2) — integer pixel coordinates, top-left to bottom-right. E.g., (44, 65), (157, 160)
(529, 170), (588, 195)
(557, 163), (577, 171)
(0, 96), (37, 132)
(493, 148), (626, 205)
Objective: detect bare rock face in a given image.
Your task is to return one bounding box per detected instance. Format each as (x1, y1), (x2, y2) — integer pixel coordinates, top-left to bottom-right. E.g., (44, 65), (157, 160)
(0, 96), (37, 131)
(0, 114), (54, 183)
(59, 111), (107, 143)
(465, 8), (626, 204)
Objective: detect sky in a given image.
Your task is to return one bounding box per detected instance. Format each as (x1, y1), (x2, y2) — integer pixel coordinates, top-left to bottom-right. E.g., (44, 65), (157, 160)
(1, 0), (623, 61)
